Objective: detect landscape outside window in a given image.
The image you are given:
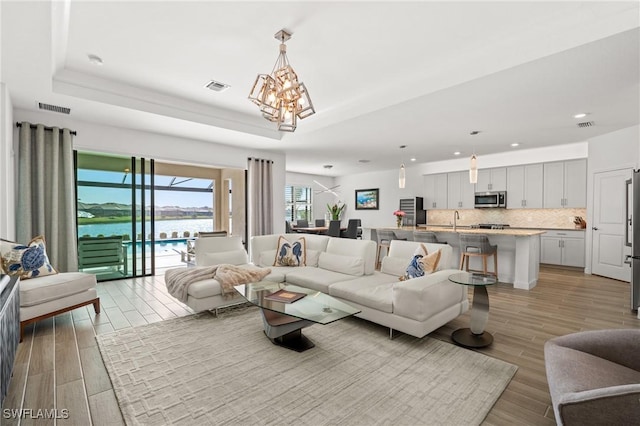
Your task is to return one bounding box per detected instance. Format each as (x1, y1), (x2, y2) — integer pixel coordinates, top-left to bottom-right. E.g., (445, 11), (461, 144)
(285, 185), (312, 223)
(77, 172), (215, 240)
(76, 153), (216, 276)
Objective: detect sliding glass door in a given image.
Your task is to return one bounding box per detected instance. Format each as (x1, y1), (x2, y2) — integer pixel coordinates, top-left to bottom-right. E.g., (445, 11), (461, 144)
(75, 152), (247, 280)
(75, 152), (154, 280)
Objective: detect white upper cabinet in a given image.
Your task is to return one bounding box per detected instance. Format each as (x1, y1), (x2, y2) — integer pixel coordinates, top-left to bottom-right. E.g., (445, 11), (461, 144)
(543, 159), (587, 208)
(507, 163), (543, 209)
(424, 173), (448, 209)
(476, 167), (507, 192)
(564, 159), (587, 208)
(447, 171), (475, 209)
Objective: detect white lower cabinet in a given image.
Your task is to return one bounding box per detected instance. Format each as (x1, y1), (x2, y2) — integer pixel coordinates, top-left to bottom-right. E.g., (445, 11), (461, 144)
(540, 230), (585, 268)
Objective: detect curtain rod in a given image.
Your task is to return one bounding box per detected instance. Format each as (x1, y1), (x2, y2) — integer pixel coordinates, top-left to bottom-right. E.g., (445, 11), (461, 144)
(16, 122), (77, 136)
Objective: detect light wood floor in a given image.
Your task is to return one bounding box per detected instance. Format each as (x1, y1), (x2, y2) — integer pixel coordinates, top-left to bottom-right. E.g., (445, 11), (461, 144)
(2, 266), (638, 425)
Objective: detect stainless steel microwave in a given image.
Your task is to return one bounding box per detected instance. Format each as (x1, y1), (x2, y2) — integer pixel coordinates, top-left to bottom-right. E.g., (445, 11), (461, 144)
(474, 191), (506, 208)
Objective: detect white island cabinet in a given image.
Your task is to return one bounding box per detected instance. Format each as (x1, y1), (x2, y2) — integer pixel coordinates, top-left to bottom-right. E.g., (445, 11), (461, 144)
(389, 227), (545, 290)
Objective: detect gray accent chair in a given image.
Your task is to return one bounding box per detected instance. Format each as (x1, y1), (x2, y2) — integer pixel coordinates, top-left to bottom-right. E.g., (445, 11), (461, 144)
(544, 329), (640, 425)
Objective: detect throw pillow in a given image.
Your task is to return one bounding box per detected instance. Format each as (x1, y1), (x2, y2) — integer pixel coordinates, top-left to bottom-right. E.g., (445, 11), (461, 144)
(420, 249), (442, 274)
(400, 254), (426, 281)
(1, 235), (58, 279)
(399, 244), (441, 281)
(273, 236), (306, 267)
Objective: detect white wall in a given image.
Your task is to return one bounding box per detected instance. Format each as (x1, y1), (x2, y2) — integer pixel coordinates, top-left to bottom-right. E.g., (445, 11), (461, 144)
(336, 167), (424, 228)
(0, 83), (15, 240)
(585, 125), (639, 274)
(13, 108), (287, 235)
(286, 172), (338, 224)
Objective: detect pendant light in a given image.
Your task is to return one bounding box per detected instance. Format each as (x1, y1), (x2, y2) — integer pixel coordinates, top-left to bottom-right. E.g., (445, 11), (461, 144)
(469, 154), (478, 184)
(468, 131), (480, 184)
(398, 145), (407, 188)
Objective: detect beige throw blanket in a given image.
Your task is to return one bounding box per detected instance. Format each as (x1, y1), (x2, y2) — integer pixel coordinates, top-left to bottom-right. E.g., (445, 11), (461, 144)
(165, 264), (272, 303)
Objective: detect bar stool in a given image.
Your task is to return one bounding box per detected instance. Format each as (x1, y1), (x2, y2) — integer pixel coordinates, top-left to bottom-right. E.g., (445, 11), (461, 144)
(459, 234), (498, 277)
(413, 231), (439, 244)
(375, 229), (396, 269)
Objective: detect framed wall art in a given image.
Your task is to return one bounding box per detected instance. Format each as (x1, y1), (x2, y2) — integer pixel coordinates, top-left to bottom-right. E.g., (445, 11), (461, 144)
(355, 188), (379, 210)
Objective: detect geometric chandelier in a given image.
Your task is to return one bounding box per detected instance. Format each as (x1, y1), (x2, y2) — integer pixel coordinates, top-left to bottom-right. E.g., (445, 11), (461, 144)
(248, 29), (315, 132)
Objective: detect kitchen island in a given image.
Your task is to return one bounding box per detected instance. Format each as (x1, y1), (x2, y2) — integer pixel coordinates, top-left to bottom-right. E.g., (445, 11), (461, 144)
(371, 226), (545, 290)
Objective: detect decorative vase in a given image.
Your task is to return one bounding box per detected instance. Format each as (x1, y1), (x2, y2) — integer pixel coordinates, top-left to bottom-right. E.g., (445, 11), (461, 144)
(396, 217), (402, 228)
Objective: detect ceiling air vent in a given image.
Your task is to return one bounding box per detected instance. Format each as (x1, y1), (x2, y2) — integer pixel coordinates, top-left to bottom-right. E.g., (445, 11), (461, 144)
(204, 80), (230, 92)
(577, 121), (594, 128)
(38, 102), (71, 114)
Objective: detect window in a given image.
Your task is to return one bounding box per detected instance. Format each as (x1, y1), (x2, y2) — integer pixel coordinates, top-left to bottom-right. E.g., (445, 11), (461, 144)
(285, 185), (312, 222)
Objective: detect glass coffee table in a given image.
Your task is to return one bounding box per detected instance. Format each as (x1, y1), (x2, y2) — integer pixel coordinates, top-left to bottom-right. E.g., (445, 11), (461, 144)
(448, 272), (498, 348)
(234, 281), (360, 352)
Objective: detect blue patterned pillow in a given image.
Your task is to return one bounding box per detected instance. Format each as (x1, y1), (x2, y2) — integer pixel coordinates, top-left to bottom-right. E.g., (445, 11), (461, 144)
(274, 236), (306, 267)
(1, 235), (58, 279)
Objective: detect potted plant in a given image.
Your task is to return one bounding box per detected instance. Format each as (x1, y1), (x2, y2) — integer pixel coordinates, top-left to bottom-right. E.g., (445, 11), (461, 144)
(327, 203), (346, 221)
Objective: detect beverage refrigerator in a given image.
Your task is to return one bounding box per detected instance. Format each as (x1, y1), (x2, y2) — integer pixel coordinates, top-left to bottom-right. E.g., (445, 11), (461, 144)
(625, 170), (640, 312)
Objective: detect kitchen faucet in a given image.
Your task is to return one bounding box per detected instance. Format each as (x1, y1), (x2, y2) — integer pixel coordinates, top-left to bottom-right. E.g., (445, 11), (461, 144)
(453, 210), (460, 231)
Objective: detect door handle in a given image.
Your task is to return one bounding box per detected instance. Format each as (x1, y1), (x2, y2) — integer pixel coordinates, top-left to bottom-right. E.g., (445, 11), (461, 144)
(624, 255), (632, 266)
(592, 227), (599, 231)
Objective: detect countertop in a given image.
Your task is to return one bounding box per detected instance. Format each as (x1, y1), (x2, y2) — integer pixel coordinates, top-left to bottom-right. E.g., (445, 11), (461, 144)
(379, 226), (546, 236)
(420, 224), (586, 232)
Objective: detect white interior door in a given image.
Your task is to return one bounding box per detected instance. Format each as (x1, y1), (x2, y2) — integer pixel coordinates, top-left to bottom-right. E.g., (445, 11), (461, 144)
(592, 168), (632, 281)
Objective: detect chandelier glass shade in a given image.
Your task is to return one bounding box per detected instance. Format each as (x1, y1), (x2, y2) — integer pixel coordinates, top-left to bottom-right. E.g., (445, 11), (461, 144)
(248, 30), (315, 132)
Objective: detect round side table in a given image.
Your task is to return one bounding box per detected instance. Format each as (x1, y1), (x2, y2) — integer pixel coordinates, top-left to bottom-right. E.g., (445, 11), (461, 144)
(448, 272), (497, 348)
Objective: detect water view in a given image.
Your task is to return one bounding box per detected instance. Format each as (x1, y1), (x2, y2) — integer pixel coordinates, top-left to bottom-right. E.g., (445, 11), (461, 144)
(78, 218), (214, 240)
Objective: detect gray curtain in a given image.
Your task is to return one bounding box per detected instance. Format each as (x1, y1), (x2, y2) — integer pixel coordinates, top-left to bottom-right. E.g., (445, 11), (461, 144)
(17, 122), (78, 272)
(247, 158), (273, 236)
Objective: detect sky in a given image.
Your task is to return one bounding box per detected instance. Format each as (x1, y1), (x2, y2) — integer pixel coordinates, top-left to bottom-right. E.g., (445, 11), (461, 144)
(77, 170), (214, 207)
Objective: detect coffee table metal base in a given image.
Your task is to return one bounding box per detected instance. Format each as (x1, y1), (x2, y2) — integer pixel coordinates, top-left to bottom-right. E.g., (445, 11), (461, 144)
(265, 329), (315, 352)
(452, 328), (494, 348)
(260, 309), (316, 352)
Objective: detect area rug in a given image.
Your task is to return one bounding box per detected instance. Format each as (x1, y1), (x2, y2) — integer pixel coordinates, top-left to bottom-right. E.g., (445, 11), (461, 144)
(97, 307), (517, 425)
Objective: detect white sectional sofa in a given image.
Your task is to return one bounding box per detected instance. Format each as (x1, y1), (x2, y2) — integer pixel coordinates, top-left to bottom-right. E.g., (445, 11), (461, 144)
(177, 233), (468, 339)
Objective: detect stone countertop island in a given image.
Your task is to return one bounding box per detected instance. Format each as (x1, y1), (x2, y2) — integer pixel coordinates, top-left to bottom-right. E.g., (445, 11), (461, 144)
(372, 226), (544, 290)
(417, 226), (546, 237)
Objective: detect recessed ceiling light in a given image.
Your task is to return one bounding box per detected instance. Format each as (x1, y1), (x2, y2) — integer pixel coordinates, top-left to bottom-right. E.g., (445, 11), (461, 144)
(399, 145), (407, 149)
(358, 159), (370, 163)
(510, 143), (520, 147)
(453, 151), (461, 156)
(573, 113), (587, 119)
(87, 54), (103, 66)
(410, 158), (416, 162)
(323, 164), (333, 169)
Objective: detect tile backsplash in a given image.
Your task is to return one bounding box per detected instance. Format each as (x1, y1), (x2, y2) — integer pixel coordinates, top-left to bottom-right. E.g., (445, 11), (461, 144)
(427, 208), (587, 229)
